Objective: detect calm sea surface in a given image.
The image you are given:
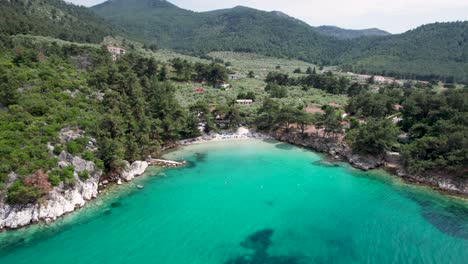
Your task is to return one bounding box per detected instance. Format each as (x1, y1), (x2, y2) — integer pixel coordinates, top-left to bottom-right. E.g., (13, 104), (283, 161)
(0, 139), (467, 264)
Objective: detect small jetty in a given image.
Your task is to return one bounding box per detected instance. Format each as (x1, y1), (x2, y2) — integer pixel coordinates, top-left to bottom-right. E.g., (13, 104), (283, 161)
(147, 158), (186, 168)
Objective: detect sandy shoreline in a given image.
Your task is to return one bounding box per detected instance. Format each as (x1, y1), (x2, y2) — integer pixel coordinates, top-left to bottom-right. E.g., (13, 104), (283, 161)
(179, 127), (272, 145)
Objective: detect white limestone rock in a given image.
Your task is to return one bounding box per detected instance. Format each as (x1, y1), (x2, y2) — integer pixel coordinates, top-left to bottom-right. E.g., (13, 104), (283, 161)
(0, 155), (102, 230)
(120, 161), (148, 182)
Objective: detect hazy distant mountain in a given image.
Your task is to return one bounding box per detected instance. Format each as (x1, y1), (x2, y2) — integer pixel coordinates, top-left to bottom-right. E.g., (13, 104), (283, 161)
(90, 0), (468, 82)
(0, 0), (116, 43)
(316, 25), (391, 39)
(92, 0), (344, 63)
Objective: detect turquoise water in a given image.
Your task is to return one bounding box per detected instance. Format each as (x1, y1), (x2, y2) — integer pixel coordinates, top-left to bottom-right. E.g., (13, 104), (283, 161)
(0, 139), (467, 264)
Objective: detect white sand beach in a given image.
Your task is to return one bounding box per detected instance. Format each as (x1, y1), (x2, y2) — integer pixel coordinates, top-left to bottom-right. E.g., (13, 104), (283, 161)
(179, 127), (272, 145)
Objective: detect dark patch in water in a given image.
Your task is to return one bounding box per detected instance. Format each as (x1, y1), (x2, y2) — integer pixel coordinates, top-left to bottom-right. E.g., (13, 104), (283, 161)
(103, 209), (112, 216)
(241, 229), (274, 252)
(110, 202), (122, 208)
(266, 201), (274, 206)
(421, 205), (468, 239)
(224, 229), (303, 264)
(311, 160), (339, 168)
(323, 236), (358, 262)
(406, 193), (468, 240)
(185, 160), (196, 169)
(194, 152), (207, 162)
(0, 237), (25, 252)
(274, 143), (294, 150)
(262, 139), (278, 144)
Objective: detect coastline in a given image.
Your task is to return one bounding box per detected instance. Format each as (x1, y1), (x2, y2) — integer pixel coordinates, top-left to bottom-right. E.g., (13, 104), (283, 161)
(1, 127), (466, 231)
(269, 130), (468, 197)
(177, 128), (467, 197)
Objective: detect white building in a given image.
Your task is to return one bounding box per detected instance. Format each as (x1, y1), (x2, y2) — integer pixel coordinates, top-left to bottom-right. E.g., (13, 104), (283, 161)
(107, 46), (126, 61)
(236, 99), (254, 106)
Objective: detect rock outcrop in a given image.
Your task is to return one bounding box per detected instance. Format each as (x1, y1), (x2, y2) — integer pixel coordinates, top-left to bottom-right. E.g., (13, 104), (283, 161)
(146, 158), (186, 168)
(272, 132), (382, 171)
(273, 131), (468, 196)
(395, 168), (468, 195)
(0, 153), (102, 230)
(120, 161), (148, 182)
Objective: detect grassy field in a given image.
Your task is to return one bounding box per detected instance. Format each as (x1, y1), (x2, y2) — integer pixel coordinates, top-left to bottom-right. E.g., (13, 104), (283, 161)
(208, 51), (329, 78)
(172, 51), (346, 109)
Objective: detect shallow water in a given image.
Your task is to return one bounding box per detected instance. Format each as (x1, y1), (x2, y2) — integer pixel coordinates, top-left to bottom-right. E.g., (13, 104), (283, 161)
(0, 140), (467, 264)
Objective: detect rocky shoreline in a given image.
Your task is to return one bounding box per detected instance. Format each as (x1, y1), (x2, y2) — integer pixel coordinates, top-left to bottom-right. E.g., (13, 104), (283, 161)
(1, 128), (465, 231)
(0, 157), (192, 231)
(271, 131), (468, 196)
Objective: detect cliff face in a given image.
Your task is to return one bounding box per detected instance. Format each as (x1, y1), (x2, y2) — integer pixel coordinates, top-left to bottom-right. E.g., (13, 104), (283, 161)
(272, 131), (468, 196)
(0, 153), (102, 230)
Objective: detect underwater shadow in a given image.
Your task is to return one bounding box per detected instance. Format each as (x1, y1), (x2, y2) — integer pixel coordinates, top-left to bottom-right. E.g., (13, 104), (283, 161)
(274, 143), (294, 150)
(311, 160), (340, 168)
(404, 193), (468, 240)
(224, 229), (304, 264)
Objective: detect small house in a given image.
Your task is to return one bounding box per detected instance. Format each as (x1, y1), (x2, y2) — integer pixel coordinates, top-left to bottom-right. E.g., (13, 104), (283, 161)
(215, 82), (231, 89)
(220, 83), (231, 89)
(228, 73), (245, 80)
(236, 99), (254, 106)
(374, 76), (386, 83)
(107, 46), (126, 61)
(194, 88), (205, 93)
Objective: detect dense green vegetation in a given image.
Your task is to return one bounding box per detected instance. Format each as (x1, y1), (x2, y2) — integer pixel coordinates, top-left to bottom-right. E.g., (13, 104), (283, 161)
(0, 35), (237, 204)
(345, 84), (467, 176)
(316, 26), (391, 39)
(341, 22), (468, 84)
(91, 0), (468, 84)
(256, 67), (467, 177)
(0, 0), (117, 43)
(92, 1), (343, 63)
(400, 89), (468, 174)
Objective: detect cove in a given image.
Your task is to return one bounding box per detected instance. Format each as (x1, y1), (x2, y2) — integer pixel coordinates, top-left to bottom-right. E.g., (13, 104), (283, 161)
(0, 139), (467, 264)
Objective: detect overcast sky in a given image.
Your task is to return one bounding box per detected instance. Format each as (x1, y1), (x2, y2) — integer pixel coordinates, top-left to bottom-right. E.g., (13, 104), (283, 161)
(69, 0), (468, 33)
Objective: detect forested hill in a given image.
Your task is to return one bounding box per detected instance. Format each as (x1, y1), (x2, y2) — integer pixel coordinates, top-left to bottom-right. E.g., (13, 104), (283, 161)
(316, 26), (391, 39)
(92, 0), (344, 63)
(91, 0), (468, 83)
(341, 21), (468, 83)
(0, 0), (116, 43)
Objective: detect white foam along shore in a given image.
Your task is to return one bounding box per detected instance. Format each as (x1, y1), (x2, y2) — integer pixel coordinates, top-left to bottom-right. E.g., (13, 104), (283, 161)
(179, 127), (272, 145)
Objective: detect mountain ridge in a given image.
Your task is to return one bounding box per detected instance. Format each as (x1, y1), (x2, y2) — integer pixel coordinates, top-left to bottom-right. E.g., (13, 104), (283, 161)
(0, 0), (117, 43)
(91, 0), (468, 83)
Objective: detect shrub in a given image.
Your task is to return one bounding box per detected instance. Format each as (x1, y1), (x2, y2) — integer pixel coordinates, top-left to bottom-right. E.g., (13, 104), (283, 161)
(24, 169), (52, 194)
(48, 170), (61, 186)
(53, 145), (63, 155)
(66, 141), (80, 155)
(7, 181), (43, 205)
(60, 165), (76, 186)
(66, 137), (88, 155)
(82, 150), (94, 161)
(94, 159), (105, 170)
(78, 170), (89, 181)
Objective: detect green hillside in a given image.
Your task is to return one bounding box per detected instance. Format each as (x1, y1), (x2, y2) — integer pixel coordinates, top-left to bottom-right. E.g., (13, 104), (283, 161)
(341, 22), (468, 82)
(91, 0), (468, 83)
(0, 0), (116, 43)
(316, 26), (391, 39)
(92, 0), (346, 64)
